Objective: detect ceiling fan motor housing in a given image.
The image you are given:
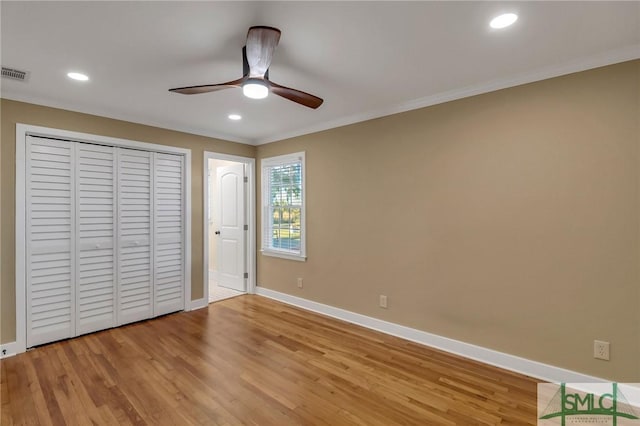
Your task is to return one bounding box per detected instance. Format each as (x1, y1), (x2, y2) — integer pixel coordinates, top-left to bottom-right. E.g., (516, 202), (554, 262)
(169, 26), (323, 109)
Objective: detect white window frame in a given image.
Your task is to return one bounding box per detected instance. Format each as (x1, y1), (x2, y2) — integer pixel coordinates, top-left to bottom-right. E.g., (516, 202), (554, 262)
(261, 152), (306, 262)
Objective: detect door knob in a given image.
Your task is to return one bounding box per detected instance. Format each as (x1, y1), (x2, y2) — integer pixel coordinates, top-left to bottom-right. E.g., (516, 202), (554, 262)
(215, 231), (221, 235)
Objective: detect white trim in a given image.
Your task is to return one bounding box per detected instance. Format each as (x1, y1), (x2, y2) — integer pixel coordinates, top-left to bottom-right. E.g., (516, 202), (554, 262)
(261, 152), (305, 168)
(255, 286), (608, 384)
(2, 92), (253, 145)
(184, 150), (192, 310)
(17, 124), (193, 155)
(203, 151), (256, 301)
(260, 250), (307, 262)
(261, 151), (306, 261)
(15, 125), (27, 356)
(3, 47), (638, 148)
(188, 298), (208, 311)
(0, 342), (19, 359)
(14, 123), (192, 355)
(205, 152), (256, 164)
(255, 44), (640, 145)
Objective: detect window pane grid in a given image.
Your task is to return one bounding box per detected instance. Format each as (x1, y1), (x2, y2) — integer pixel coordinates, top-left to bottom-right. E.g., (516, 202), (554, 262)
(264, 157), (303, 257)
(267, 204), (302, 253)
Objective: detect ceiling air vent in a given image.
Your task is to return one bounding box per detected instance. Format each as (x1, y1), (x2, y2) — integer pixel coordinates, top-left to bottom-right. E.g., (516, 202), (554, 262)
(1, 67), (29, 82)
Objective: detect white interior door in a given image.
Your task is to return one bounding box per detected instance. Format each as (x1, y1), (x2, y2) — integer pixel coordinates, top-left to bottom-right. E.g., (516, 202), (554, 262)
(117, 148), (153, 325)
(153, 153), (185, 315)
(75, 143), (117, 335)
(215, 163), (246, 292)
(26, 136), (76, 347)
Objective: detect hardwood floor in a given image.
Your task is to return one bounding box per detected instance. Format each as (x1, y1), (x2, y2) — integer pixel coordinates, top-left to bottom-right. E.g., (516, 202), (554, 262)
(1, 295), (540, 425)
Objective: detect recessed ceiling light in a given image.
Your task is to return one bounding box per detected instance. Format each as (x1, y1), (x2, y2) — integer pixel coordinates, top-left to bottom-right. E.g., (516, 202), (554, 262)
(228, 114), (242, 121)
(67, 72), (89, 81)
(490, 13), (518, 29)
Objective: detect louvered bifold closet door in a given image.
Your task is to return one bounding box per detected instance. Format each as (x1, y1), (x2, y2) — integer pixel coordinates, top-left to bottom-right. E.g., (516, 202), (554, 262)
(75, 143), (117, 335)
(26, 136), (75, 347)
(154, 153), (185, 315)
(117, 149), (154, 325)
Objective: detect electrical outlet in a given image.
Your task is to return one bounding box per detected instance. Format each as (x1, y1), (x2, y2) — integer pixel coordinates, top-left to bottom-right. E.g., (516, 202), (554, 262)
(1, 349), (6, 356)
(594, 340), (610, 361)
(297, 278), (303, 289)
(379, 295), (388, 309)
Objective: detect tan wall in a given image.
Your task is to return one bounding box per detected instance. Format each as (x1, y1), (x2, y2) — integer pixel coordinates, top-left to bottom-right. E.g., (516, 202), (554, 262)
(1, 99), (256, 343)
(256, 60), (640, 381)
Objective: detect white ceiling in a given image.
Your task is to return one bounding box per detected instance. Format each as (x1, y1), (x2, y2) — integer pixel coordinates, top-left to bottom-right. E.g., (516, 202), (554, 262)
(1, 2), (639, 145)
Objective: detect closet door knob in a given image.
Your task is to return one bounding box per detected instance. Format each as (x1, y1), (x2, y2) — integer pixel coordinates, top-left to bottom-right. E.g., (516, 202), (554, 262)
(215, 231), (221, 235)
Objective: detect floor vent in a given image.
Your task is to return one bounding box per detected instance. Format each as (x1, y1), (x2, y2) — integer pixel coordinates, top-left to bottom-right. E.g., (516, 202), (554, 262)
(1, 67), (29, 82)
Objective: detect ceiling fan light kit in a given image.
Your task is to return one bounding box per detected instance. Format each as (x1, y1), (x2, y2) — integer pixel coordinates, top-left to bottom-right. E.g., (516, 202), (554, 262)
(170, 26), (323, 109)
(242, 80), (269, 99)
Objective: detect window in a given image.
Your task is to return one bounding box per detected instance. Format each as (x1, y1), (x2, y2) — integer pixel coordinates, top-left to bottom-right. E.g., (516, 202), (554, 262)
(261, 152), (306, 261)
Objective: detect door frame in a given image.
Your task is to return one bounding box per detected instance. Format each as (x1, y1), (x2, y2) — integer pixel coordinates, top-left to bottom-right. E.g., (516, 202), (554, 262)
(14, 123), (192, 356)
(203, 152), (256, 302)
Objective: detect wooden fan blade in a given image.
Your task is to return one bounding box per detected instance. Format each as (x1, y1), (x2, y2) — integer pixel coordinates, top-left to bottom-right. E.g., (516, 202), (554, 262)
(246, 26), (281, 78)
(169, 78), (244, 95)
(269, 81), (324, 109)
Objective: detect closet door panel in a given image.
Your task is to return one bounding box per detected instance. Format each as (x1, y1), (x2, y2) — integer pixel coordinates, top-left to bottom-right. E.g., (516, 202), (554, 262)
(25, 137), (186, 347)
(118, 149), (153, 325)
(26, 136), (75, 347)
(154, 153), (184, 315)
(76, 143), (116, 335)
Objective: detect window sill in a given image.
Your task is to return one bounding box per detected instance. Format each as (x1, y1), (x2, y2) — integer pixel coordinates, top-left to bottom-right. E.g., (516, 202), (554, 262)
(261, 250), (307, 262)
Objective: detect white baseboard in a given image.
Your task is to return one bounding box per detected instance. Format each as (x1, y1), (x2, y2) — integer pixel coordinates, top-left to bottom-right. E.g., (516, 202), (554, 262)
(0, 341), (18, 359)
(0, 289), (617, 385)
(255, 286), (606, 384)
(188, 297), (208, 311)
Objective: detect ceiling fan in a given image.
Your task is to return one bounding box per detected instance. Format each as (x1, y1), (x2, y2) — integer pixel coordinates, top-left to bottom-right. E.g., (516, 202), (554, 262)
(169, 26), (323, 109)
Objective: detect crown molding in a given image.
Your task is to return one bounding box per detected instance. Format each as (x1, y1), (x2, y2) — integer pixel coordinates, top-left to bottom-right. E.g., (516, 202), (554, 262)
(3, 44), (638, 147)
(255, 44), (640, 145)
(0, 91), (255, 145)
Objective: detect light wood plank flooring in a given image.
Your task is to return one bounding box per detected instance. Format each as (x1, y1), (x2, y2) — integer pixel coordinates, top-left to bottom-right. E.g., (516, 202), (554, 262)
(1, 295), (540, 425)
